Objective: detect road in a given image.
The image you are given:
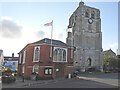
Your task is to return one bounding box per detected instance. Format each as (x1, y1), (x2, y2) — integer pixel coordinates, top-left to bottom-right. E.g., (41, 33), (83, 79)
(27, 73), (119, 88)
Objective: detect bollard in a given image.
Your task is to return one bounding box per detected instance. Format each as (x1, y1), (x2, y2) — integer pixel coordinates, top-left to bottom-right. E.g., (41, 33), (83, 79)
(68, 74), (71, 79)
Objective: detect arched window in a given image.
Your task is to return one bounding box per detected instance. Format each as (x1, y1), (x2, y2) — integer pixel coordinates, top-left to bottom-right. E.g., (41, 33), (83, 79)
(59, 49), (62, 61)
(88, 58), (92, 66)
(63, 50), (66, 61)
(33, 46), (40, 62)
(35, 47), (39, 60)
(85, 10), (89, 17)
(53, 49), (57, 61)
(33, 65), (39, 73)
(23, 50), (26, 64)
(53, 47), (67, 62)
(91, 11), (95, 19)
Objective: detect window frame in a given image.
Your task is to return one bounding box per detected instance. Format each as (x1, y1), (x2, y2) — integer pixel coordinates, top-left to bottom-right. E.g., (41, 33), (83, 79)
(22, 50), (26, 64)
(85, 10), (89, 18)
(33, 46), (40, 62)
(19, 53), (22, 64)
(44, 68), (52, 75)
(91, 11), (95, 19)
(32, 65), (39, 73)
(88, 58), (92, 66)
(53, 47), (67, 62)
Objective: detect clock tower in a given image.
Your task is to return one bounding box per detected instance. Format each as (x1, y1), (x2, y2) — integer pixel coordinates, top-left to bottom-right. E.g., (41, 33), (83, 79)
(66, 2), (103, 72)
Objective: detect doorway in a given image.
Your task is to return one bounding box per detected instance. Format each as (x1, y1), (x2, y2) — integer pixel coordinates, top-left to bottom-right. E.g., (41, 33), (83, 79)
(55, 64), (64, 79)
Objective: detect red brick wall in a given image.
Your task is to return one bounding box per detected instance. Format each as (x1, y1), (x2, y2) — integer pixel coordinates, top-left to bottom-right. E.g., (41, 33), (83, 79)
(24, 67), (32, 77)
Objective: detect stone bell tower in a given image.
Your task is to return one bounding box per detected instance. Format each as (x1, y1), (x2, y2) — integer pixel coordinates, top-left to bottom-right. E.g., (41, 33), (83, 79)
(66, 2), (103, 72)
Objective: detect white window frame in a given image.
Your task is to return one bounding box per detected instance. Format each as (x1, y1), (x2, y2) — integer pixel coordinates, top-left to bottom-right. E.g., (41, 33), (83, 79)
(19, 53), (22, 64)
(32, 65), (39, 73)
(22, 50), (26, 64)
(44, 68), (52, 75)
(33, 46), (40, 62)
(53, 47), (67, 62)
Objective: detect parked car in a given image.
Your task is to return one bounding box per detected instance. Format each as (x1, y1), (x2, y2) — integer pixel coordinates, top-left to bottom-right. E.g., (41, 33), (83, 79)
(73, 70), (79, 77)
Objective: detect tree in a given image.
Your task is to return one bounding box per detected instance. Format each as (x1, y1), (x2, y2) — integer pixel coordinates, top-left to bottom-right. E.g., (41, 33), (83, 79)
(103, 56), (118, 71)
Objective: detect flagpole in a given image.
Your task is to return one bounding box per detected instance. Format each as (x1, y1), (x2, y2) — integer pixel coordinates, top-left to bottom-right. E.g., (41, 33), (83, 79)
(50, 20), (53, 58)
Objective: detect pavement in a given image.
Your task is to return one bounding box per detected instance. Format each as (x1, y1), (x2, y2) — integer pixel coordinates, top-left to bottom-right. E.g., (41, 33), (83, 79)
(2, 75), (65, 88)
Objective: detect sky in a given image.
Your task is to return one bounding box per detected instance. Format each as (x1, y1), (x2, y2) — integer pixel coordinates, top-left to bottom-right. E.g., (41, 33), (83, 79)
(0, 1), (118, 57)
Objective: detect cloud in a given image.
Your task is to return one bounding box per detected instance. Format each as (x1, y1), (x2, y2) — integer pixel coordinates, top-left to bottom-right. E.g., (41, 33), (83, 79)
(0, 17), (23, 38)
(35, 30), (45, 38)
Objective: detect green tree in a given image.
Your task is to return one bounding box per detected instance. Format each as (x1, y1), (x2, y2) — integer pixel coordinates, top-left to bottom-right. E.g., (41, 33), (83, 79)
(103, 56), (118, 71)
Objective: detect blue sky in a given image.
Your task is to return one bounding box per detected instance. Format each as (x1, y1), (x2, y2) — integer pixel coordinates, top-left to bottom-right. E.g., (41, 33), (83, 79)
(0, 1), (118, 56)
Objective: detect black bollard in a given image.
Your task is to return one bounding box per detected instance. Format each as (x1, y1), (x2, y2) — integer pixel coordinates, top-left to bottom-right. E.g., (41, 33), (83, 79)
(22, 74), (24, 82)
(36, 74), (38, 81)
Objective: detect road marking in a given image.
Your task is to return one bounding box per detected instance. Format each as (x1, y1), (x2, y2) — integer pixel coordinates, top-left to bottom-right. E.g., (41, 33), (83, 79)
(77, 76), (118, 87)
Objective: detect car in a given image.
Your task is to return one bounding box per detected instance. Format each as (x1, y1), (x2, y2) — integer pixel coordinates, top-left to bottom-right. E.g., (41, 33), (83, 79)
(73, 70), (79, 77)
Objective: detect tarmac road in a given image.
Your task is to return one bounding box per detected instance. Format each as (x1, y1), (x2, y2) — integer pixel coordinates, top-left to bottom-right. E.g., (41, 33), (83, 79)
(28, 73), (119, 88)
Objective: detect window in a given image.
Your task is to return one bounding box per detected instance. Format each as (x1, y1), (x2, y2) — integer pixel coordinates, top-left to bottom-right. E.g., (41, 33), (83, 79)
(13, 62), (15, 65)
(54, 49), (57, 61)
(53, 47), (67, 62)
(91, 11), (95, 19)
(75, 15), (77, 20)
(58, 49), (62, 61)
(85, 10), (89, 17)
(88, 58), (92, 66)
(63, 50), (66, 61)
(23, 50), (26, 64)
(33, 46), (40, 62)
(44, 68), (52, 75)
(19, 53), (22, 64)
(33, 65), (39, 73)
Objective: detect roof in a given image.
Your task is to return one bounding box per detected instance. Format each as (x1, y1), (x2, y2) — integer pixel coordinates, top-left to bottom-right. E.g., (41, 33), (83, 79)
(18, 38), (72, 54)
(4, 56), (18, 61)
(32, 38), (72, 47)
(103, 49), (116, 56)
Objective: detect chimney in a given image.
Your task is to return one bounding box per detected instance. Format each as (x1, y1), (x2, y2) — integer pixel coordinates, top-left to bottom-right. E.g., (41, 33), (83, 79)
(12, 53), (14, 57)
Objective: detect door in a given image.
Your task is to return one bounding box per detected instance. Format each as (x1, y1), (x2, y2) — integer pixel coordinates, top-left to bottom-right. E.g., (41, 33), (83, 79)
(55, 64), (64, 79)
